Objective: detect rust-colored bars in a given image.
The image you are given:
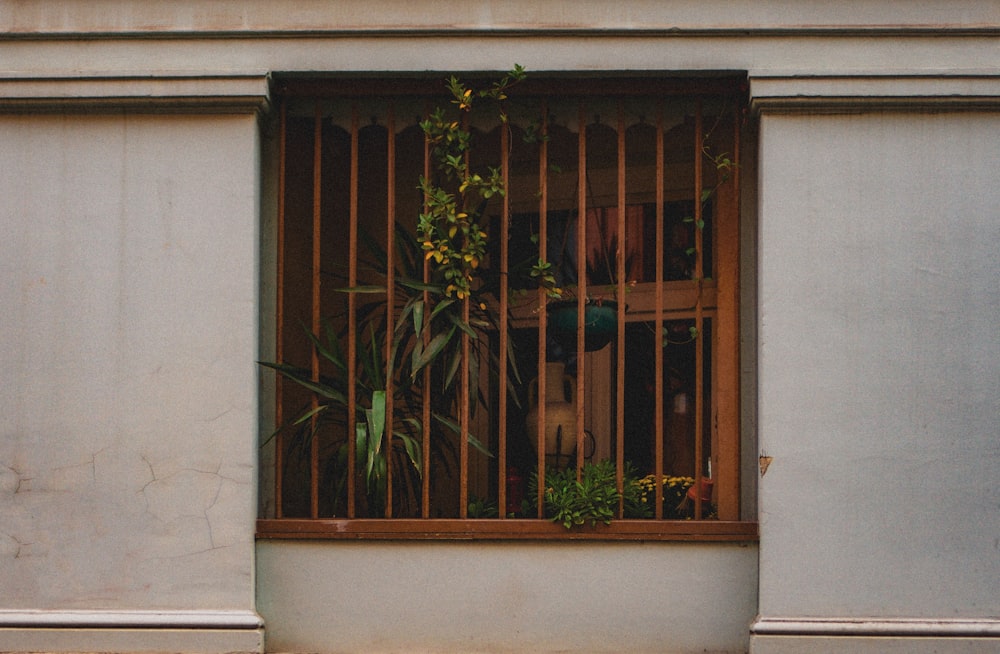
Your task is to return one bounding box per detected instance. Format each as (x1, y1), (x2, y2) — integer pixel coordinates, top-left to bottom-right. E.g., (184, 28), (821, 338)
(421, 103), (432, 519)
(384, 104), (396, 518)
(458, 111), (470, 520)
(615, 101), (626, 515)
(575, 101), (587, 479)
(459, 296), (470, 518)
(310, 101), (323, 519)
(653, 101), (665, 520)
(347, 104), (360, 518)
(498, 118), (511, 518)
(268, 79), (749, 531)
(275, 99), (287, 519)
(535, 101), (549, 518)
(693, 100), (705, 521)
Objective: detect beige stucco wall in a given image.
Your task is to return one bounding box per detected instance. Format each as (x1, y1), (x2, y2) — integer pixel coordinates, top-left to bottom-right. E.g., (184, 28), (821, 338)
(1, 2), (998, 653)
(751, 110), (1000, 652)
(0, 112), (264, 651)
(258, 541), (758, 653)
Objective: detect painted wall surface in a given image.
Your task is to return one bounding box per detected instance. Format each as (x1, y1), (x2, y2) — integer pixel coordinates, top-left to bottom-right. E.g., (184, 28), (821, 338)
(753, 111), (1000, 648)
(257, 541), (758, 654)
(0, 113), (262, 644)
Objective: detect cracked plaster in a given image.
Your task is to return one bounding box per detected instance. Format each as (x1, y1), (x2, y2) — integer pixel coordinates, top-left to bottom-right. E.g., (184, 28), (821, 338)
(0, 113), (259, 613)
(1, 443), (254, 606)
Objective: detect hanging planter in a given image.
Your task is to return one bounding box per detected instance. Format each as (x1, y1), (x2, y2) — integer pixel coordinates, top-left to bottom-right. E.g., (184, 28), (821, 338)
(547, 299), (621, 352)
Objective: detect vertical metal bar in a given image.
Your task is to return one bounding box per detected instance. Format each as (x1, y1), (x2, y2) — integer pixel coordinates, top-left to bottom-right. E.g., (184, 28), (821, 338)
(421, 103), (432, 519)
(536, 101), (549, 518)
(654, 101), (665, 520)
(384, 105), (396, 518)
(693, 100), (705, 520)
(310, 102), (323, 519)
(498, 120), (510, 518)
(615, 100), (626, 515)
(274, 99), (287, 519)
(459, 109), (470, 520)
(460, 297), (470, 518)
(347, 104), (360, 518)
(575, 102), (587, 479)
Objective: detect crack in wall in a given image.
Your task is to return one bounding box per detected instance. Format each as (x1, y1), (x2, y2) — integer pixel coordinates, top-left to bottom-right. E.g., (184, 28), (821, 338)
(11, 534), (35, 559)
(135, 455), (248, 553)
(47, 446), (107, 486)
(1, 463), (33, 494)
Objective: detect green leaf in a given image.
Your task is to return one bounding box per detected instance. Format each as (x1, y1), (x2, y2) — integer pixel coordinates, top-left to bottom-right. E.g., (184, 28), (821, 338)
(412, 326), (456, 376)
(431, 413), (493, 458)
(365, 322), (385, 390)
(398, 279), (445, 293)
(369, 391), (386, 448)
(429, 297), (457, 320)
(411, 299), (424, 334)
(447, 311), (479, 339)
(356, 421), (374, 481)
(291, 404), (329, 426)
(258, 361), (347, 404)
(305, 326), (345, 372)
(442, 345), (462, 390)
(394, 431), (423, 478)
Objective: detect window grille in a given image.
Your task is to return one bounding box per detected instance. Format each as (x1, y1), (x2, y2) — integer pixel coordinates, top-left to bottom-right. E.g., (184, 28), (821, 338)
(258, 75), (753, 540)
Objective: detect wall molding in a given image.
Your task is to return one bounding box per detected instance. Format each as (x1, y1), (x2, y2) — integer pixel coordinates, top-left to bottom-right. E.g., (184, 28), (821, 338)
(0, 610), (264, 654)
(2, 1), (997, 41)
(750, 74), (1000, 113)
(0, 609), (263, 629)
(0, 74), (271, 114)
(752, 617), (1000, 638)
(5, 27), (1000, 41)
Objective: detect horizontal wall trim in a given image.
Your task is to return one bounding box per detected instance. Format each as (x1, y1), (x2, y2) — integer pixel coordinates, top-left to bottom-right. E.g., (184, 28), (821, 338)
(3, 0), (997, 40)
(752, 617), (1000, 638)
(0, 75), (270, 114)
(0, 609), (263, 630)
(5, 73), (998, 116)
(4, 27), (1000, 41)
(750, 74), (1000, 113)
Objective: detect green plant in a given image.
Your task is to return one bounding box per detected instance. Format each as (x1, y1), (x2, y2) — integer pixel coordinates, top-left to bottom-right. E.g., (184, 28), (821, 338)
(526, 460), (646, 529)
(467, 495), (499, 518)
(262, 67), (546, 517)
(418, 65), (563, 301)
(261, 219), (508, 516)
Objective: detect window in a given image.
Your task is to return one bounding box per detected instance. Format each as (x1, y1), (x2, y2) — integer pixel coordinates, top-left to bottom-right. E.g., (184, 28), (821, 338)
(258, 74), (753, 540)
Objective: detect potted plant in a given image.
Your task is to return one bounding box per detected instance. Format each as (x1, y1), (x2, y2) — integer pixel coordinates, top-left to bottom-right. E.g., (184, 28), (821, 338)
(524, 459), (647, 528)
(261, 66), (545, 517)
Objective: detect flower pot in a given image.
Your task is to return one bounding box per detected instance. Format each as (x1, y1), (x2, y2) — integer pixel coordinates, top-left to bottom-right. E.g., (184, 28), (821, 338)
(525, 361), (578, 468)
(547, 299), (620, 352)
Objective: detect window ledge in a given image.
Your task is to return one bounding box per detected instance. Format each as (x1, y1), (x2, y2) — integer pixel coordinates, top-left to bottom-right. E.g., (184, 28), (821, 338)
(257, 518), (757, 542)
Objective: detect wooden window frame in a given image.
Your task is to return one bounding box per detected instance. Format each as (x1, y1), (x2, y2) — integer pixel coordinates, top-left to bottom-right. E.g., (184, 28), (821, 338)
(257, 74), (755, 542)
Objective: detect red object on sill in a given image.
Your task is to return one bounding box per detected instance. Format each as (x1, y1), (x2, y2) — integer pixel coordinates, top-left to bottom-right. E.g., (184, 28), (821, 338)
(687, 478), (714, 503)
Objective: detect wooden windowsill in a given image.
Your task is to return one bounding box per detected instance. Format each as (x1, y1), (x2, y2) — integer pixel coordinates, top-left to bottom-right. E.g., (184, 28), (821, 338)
(257, 518), (757, 542)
